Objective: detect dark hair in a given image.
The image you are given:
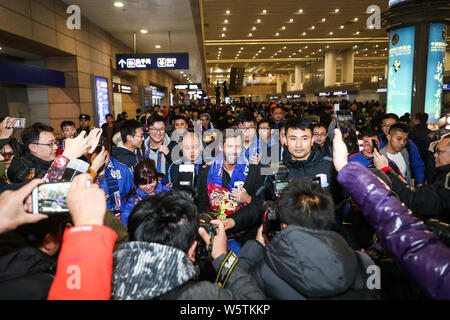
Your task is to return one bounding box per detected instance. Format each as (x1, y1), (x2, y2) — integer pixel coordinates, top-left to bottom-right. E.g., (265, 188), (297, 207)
(125, 159), (159, 202)
(258, 118), (275, 129)
(285, 118), (313, 135)
(235, 112), (256, 126)
(21, 122), (54, 150)
(15, 214), (67, 249)
(136, 108), (142, 114)
(414, 112), (429, 124)
(128, 190), (199, 253)
(277, 179), (335, 230)
(382, 113), (399, 122)
(389, 123), (409, 135)
(173, 115), (188, 124)
(147, 114), (166, 128)
(105, 113), (113, 119)
(313, 123), (327, 131)
(120, 120), (143, 143)
(360, 128), (378, 139)
(60, 120), (75, 131)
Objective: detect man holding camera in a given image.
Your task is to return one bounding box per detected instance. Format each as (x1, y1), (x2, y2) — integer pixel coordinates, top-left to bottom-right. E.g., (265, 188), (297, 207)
(111, 190), (265, 300)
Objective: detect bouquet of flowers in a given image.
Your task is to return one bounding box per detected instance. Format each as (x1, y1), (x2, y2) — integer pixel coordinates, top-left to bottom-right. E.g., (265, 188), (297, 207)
(203, 131), (217, 144)
(207, 183), (243, 220)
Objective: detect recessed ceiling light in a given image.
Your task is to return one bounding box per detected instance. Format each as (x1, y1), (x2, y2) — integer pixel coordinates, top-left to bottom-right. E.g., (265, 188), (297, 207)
(293, 52), (297, 55)
(225, 10), (230, 14)
(354, 17), (359, 22)
(278, 49), (282, 52)
(221, 33), (225, 37)
(298, 49), (302, 52)
(289, 18), (294, 23)
(248, 33), (253, 36)
(298, 9), (303, 13)
(335, 9), (340, 13)
(302, 32), (307, 36)
(262, 47), (265, 50)
(155, 45), (161, 48)
(252, 26), (256, 30)
(355, 31), (360, 35)
(321, 18), (326, 22)
(281, 26), (286, 30)
(224, 19), (228, 23)
(340, 25), (344, 29)
(240, 47), (244, 50)
(219, 47), (222, 50)
(329, 32), (334, 35)
(222, 27), (227, 31)
(283, 46), (287, 49)
(140, 29), (148, 34)
(262, 9), (267, 14)
(304, 46), (308, 49)
(326, 45), (330, 48)
(257, 19), (261, 23)
(114, 1), (124, 8)
(275, 32), (279, 36)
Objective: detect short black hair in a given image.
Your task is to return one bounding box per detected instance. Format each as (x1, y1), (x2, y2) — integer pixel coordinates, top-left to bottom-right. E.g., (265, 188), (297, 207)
(60, 120), (75, 131)
(21, 122), (54, 150)
(120, 120), (143, 143)
(15, 214), (67, 249)
(173, 114), (188, 124)
(360, 128), (378, 139)
(147, 115), (166, 128)
(235, 112), (256, 126)
(389, 123), (409, 135)
(313, 123), (327, 131)
(258, 118), (275, 129)
(414, 112), (429, 124)
(382, 113), (399, 122)
(285, 118), (313, 135)
(128, 190), (199, 253)
(277, 179), (335, 230)
(105, 113), (113, 119)
(136, 108), (142, 114)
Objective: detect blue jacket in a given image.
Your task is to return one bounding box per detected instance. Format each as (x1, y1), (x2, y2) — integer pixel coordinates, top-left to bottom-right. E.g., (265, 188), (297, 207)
(99, 157), (134, 216)
(338, 162), (450, 299)
(120, 176), (173, 226)
(379, 133), (425, 185)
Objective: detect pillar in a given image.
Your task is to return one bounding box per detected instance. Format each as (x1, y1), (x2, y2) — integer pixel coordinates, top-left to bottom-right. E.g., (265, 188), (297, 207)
(342, 49), (354, 84)
(294, 65), (304, 91)
(324, 50), (336, 87)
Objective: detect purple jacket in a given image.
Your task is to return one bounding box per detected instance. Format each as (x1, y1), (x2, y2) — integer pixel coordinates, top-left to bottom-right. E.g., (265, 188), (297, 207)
(337, 162), (450, 300)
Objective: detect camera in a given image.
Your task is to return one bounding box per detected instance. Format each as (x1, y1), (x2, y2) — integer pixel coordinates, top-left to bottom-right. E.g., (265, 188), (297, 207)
(425, 219), (450, 247)
(195, 213), (217, 261)
(178, 164), (197, 197)
(262, 203), (281, 243)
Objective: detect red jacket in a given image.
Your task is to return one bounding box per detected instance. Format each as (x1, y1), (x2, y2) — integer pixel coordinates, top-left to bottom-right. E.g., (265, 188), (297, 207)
(48, 225), (117, 300)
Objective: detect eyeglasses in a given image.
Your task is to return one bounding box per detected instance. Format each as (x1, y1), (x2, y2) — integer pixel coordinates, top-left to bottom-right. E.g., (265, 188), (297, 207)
(149, 128), (165, 133)
(259, 127), (270, 131)
(436, 148), (450, 154)
(32, 141), (58, 147)
(382, 123), (394, 128)
(134, 135), (145, 139)
(313, 133), (327, 138)
(241, 127), (255, 131)
(0, 152), (14, 160)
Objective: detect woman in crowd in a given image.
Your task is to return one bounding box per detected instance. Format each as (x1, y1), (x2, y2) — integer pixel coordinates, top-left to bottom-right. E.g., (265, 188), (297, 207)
(120, 159), (172, 226)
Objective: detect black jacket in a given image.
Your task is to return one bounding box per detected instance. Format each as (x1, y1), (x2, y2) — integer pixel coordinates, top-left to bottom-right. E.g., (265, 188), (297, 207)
(386, 164), (450, 223)
(0, 232), (56, 300)
(7, 152), (52, 183)
(237, 225), (377, 300)
(409, 124), (432, 165)
(111, 146), (143, 170)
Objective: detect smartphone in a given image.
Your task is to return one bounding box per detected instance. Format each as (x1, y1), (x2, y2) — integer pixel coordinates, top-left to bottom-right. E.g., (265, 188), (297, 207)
(12, 118), (26, 129)
(32, 182), (71, 214)
(372, 139), (379, 152)
(335, 110), (360, 155)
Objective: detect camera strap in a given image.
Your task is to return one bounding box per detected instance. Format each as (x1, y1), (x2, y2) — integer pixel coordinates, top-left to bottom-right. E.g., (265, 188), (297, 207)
(215, 250), (238, 288)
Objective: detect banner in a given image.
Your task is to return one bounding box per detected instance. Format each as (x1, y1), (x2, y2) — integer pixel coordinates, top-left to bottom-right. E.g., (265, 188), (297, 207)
(424, 23), (446, 129)
(93, 77), (110, 127)
(387, 26), (415, 117)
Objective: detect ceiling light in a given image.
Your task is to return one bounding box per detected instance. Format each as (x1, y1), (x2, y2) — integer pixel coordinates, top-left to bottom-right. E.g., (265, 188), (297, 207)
(334, 9), (340, 13)
(252, 26), (256, 30)
(298, 49), (302, 52)
(248, 33), (253, 36)
(225, 10), (230, 14)
(289, 18), (294, 22)
(354, 17), (359, 22)
(288, 55), (292, 58)
(278, 49), (282, 52)
(298, 9), (303, 13)
(155, 45), (161, 48)
(304, 46), (308, 49)
(241, 47), (244, 50)
(221, 33), (225, 37)
(262, 9), (267, 14)
(311, 26), (315, 30)
(292, 52), (297, 55)
(281, 26), (286, 30)
(262, 47), (265, 49)
(114, 1), (124, 8)
(375, 44), (379, 48)
(140, 29), (148, 34)
(326, 45), (330, 48)
(340, 25), (344, 29)
(275, 32), (279, 36)
(257, 19), (261, 23)
(329, 32), (334, 35)
(355, 31), (360, 35)
(224, 19), (228, 23)
(322, 18), (326, 22)
(302, 32), (307, 36)
(222, 27), (227, 31)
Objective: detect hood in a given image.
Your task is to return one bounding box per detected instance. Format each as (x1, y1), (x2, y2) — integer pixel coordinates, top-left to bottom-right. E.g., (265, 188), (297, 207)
(111, 146), (139, 167)
(264, 225), (359, 298)
(283, 144), (328, 169)
(112, 242), (198, 300)
(0, 246), (56, 283)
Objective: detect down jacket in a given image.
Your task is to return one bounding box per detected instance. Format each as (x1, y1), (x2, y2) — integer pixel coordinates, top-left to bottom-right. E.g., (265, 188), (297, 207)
(337, 162), (450, 300)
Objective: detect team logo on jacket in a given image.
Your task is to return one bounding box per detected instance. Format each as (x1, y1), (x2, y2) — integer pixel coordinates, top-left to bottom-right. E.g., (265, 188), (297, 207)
(234, 181), (245, 190)
(110, 169), (122, 179)
(316, 174), (329, 188)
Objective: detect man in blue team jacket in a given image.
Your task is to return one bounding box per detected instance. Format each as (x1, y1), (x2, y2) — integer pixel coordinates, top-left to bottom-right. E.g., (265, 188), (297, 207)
(379, 113), (425, 185)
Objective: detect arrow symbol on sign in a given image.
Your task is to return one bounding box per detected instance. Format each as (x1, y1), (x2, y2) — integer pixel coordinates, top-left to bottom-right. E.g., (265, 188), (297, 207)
(118, 59), (126, 68)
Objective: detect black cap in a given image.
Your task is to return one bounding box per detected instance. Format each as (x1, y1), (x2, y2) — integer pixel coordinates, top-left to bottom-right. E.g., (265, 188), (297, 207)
(79, 114), (91, 120)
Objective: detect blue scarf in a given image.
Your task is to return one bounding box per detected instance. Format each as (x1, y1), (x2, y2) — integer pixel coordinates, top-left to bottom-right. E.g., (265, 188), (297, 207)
(244, 137), (260, 161)
(104, 157), (122, 216)
(206, 153), (249, 195)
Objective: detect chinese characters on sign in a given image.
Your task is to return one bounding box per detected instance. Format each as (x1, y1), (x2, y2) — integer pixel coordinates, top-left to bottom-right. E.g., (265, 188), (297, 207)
(116, 53), (189, 70)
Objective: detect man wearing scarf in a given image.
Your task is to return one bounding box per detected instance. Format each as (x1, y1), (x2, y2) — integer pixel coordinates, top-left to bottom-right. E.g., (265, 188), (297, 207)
(197, 130), (265, 245)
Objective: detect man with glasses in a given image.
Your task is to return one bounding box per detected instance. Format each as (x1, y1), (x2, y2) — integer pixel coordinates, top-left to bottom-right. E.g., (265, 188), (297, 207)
(111, 120), (145, 171)
(236, 113), (259, 164)
(312, 123), (332, 156)
(373, 133), (450, 223)
(144, 115), (171, 175)
(7, 122), (59, 183)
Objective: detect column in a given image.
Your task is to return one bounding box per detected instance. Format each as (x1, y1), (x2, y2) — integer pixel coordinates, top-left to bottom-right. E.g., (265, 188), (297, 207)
(276, 74), (282, 93)
(324, 50), (336, 87)
(341, 49), (354, 84)
(294, 65), (304, 91)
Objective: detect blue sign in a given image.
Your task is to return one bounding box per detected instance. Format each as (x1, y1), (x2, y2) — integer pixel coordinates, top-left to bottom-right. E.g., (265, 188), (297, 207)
(443, 84), (450, 91)
(116, 53), (189, 70)
(387, 26), (415, 117)
(0, 60), (65, 87)
(424, 23), (446, 128)
(389, 0), (409, 6)
(93, 77), (110, 127)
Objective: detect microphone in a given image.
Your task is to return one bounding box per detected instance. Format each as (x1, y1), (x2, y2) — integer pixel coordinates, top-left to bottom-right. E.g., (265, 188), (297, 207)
(60, 158), (90, 182)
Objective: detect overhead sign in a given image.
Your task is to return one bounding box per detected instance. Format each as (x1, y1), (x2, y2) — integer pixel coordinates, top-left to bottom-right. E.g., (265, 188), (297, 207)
(376, 88), (388, 93)
(92, 76), (110, 127)
(443, 84), (450, 91)
(112, 82), (132, 94)
(116, 53), (189, 70)
(174, 83), (202, 90)
(424, 23), (446, 128)
(387, 26), (415, 117)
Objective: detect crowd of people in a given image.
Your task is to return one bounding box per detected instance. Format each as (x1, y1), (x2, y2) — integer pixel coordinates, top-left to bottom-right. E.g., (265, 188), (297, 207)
(0, 98), (449, 300)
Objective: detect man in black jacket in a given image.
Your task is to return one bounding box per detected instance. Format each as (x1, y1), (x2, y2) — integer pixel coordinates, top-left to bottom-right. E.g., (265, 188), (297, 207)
(236, 179), (376, 300)
(110, 120), (144, 171)
(197, 131), (265, 245)
(111, 190), (265, 300)
(7, 122), (58, 183)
